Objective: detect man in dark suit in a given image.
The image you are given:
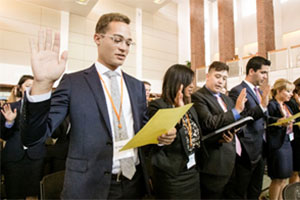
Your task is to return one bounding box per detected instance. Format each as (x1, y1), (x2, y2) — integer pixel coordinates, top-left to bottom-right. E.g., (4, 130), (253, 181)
(191, 61), (250, 199)
(20, 13), (176, 199)
(228, 56), (271, 199)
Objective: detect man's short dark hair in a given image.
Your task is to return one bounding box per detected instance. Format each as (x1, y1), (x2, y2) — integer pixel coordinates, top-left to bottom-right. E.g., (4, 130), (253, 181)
(246, 56), (271, 75)
(95, 13), (130, 34)
(208, 61), (229, 72)
(143, 81), (151, 86)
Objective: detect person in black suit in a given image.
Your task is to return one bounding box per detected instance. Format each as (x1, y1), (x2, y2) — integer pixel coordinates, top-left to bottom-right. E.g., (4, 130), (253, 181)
(286, 77), (300, 184)
(229, 56), (271, 199)
(20, 13), (176, 199)
(147, 64), (203, 199)
(1, 75), (45, 199)
(267, 78), (295, 200)
(192, 61), (264, 199)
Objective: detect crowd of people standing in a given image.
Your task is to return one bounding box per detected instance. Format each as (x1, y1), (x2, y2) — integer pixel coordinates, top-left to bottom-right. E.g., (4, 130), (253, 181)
(1, 12), (300, 200)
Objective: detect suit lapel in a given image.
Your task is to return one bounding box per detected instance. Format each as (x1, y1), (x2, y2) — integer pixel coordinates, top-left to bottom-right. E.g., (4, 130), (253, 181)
(202, 87), (225, 113)
(84, 65), (112, 137)
(242, 81), (260, 105)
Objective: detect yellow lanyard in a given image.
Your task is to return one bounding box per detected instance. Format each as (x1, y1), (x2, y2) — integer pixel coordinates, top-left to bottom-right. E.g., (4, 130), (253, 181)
(98, 72), (124, 129)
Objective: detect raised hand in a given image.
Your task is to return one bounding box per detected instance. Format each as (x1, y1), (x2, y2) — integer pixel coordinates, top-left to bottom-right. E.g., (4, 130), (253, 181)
(1, 104), (17, 124)
(30, 29), (68, 95)
(261, 84), (271, 108)
(174, 84), (184, 107)
(235, 88), (247, 113)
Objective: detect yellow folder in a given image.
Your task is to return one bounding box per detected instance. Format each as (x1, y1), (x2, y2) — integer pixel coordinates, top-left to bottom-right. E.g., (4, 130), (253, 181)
(269, 112), (300, 126)
(120, 103), (193, 151)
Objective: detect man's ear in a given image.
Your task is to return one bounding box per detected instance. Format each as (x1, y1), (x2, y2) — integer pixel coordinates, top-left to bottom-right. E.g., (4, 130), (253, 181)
(248, 68), (255, 76)
(94, 33), (101, 46)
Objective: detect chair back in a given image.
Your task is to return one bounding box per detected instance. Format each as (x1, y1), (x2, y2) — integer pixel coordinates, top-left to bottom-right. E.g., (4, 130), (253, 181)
(282, 182), (300, 200)
(40, 170), (65, 200)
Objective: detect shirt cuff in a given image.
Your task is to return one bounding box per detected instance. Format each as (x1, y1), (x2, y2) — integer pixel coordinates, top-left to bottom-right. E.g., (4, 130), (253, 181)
(231, 108), (241, 121)
(259, 104), (267, 113)
(5, 121), (14, 128)
(26, 87), (51, 102)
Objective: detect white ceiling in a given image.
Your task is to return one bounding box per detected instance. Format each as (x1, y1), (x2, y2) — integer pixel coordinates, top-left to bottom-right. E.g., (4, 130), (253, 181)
(114, 0), (172, 13)
(22, 0), (99, 16)
(21, 0), (173, 16)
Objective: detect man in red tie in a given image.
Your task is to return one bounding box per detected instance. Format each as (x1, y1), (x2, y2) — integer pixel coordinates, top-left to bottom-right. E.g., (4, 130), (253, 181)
(192, 61), (253, 199)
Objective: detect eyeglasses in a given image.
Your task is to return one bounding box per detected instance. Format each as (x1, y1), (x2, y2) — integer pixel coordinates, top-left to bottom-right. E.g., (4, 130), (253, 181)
(100, 34), (135, 47)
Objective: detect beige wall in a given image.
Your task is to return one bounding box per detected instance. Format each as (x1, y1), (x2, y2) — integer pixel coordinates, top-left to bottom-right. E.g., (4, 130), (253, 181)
(142, 2), (178, 82)
(0, 0), (60, 84)
(0, 0), (178, 95)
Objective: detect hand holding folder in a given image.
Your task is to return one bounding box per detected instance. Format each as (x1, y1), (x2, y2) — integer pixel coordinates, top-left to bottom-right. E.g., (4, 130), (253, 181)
(201, 116), (254, 143)
(268, 112), (300, 126)
(120, 103), (193, 151)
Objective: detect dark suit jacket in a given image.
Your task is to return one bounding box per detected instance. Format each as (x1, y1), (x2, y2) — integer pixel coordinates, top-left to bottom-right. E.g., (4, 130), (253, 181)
(0, 101), (45, 164)
(20, 65), (150, 199)
(229, 81), (267, 164)
(146, 99), (202, 177)
(192, 86), (237, 179)
(286, 98), (300, 142)
(267, 99), (292, 150)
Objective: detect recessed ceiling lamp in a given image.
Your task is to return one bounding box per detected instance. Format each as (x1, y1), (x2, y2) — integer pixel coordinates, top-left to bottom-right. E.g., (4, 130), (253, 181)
(153, 0), (165, 4)
(75, 0), (90, 5)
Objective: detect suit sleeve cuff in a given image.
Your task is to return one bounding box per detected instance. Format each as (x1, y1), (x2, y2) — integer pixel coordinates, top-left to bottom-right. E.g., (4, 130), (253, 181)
(231, 108), (241, 121)
(26, 87), (51, 102)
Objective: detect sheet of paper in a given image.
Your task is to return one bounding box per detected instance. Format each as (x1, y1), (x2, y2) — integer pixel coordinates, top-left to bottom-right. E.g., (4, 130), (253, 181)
(269, 112), (300, 126)
(120, 103), (193, 151)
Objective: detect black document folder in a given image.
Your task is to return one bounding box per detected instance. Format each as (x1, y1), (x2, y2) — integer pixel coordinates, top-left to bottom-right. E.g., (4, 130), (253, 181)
(201, 116), (254, 143)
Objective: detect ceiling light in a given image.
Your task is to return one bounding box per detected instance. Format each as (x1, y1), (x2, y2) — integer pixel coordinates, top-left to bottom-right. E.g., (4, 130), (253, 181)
(75, 0), (89, 5)
(153, 0), (165, 4)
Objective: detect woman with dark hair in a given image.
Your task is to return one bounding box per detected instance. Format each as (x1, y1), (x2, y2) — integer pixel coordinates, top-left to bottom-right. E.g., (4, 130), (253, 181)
(1, 75), (45, 199)
(286, 77), (300, 183)
(147, 64), (203, 199)
(267, 78), (295, 200)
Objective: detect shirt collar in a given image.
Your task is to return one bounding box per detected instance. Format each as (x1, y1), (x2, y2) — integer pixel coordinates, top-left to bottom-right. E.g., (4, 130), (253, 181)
(244, 80), (256, 91)
(204, 85), (220, 97)
(95, 61), (122, 77)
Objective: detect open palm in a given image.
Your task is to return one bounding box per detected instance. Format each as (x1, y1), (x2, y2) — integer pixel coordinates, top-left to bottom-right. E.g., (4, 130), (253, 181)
(30, 29), (68, 90)
(1, 104), (17, 123)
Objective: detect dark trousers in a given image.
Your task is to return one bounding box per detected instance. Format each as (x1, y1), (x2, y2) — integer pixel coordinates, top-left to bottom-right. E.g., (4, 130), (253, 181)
(225, 155), (265, 199)
(107, 165), (146, 199)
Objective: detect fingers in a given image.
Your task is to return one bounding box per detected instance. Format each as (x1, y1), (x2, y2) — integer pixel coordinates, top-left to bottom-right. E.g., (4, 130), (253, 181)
(45, 29), (52, 51)
(157, 128), (177, 145)
(222, 132), (233, 143)
(38, 29), (45, 51)
(53, 32), (60, 54)
(59, 51), (68, 67)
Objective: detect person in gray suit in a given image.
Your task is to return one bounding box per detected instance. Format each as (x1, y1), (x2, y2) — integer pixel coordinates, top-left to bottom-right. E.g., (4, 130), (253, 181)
(20, 13), (176, 199)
